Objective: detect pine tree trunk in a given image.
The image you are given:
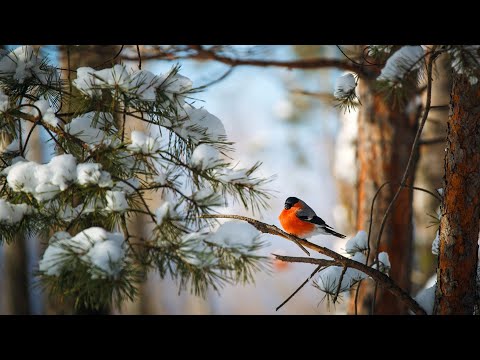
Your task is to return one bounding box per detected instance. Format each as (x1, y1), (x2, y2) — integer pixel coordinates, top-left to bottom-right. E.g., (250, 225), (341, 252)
(349, 78), (419, 314)
(434, 75), (480, 315)
(3, 237), (30, 314)
(1, 130), (34, 314)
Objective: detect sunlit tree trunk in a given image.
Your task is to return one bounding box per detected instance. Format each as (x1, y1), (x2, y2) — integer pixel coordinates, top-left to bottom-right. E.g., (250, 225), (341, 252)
(349, 74), (419, 314)
(434, 75), (480, 314)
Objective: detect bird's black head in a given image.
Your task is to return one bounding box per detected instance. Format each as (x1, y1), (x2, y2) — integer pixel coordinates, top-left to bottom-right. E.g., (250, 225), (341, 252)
(284, 197), (300, 210)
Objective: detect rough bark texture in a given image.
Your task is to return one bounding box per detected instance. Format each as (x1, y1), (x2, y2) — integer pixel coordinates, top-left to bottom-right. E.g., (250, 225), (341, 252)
(349, 77), (419, 314)
(434, 75), (480, 315)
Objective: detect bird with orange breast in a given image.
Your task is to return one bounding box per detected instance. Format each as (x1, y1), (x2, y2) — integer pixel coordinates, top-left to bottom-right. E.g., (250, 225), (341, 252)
(279, 197), (346, 239)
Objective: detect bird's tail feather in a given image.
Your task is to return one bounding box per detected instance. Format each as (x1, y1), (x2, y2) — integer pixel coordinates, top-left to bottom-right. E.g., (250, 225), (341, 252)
(324, 227), (346, 239)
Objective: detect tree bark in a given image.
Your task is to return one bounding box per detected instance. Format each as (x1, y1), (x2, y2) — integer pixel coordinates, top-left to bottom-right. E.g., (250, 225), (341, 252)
(349, 77), (419, 314)
(3, 237), (30, 314)
(434, 75), (480, 315)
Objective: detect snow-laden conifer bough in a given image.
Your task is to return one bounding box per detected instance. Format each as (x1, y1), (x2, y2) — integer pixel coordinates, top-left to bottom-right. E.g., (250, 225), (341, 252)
(0, 45), (274, 310)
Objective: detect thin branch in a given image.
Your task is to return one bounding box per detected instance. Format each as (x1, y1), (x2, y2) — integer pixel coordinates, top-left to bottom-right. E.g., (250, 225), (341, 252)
(336, 45), (379, 68)
(190, 45), (368, 77)
(67, 46), (72, 115)
(366, 181), (441, 265)
(111, 176), (156, 223)
(275, 264), (323, 311)
(94, 45), (124, 69)
(23, 118), (42, 158)
(12, 109), (87, 150)
(333, 265), (348, 304)
(430, 105), (449, 110)
(43, 127), (68, 154)
(198, 66), (235, 88)
(200, 214), (426, 315)
(354, 280), (362, 315)
(136, 45), (142, 70)
(123, 45), (368, 77)
(419, 137), (445, 146)
(273, 253), (425, 315)
(122, 97), (127, 142)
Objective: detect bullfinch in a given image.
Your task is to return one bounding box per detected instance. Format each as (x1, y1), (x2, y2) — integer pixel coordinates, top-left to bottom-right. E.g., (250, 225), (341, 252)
(279, 197), (346, 239)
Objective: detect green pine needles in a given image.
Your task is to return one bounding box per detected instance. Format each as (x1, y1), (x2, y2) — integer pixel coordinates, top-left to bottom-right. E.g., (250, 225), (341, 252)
(0, 45), (273, 311)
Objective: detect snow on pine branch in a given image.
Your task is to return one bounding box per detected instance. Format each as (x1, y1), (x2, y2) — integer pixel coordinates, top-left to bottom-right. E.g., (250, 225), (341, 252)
(377, 45), (425, 83)
(334, 73), (357, 99)
(0, 45), (273, 309)
(333, 73), (359, 112)
(0, 45), (59, 85)
(151, 220), (267, 293)
(448, 45), (480, 85)
(0, 199), (31, 225)
(313, 230), (391, 304)
(21, 99), (60, 127)
(39, 227), (126, 278)
(344, 230), (368, 255)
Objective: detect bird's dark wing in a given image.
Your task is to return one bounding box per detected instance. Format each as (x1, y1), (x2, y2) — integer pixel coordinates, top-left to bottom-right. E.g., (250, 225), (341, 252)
(296, 206), (316, 222)
(296, 212), (327, 227)
(296, 201), (334, 228)
(296, 206), (346, 238)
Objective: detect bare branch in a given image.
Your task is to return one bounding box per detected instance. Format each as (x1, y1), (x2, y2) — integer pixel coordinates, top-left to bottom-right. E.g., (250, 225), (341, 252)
(122, 45), (368, 77)
(136, 45), (142, 70)
(419, 137), (445, 146)
(200, 214), (426, 315)
(275, 264), (323, 311)
(191, 45), (367, 77)
(430, 105), (449, 110)
(333, 265), (348, 303)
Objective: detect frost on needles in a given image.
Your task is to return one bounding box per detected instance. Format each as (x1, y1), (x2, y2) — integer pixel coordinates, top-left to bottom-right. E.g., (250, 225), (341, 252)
(0, 45), (272, 310)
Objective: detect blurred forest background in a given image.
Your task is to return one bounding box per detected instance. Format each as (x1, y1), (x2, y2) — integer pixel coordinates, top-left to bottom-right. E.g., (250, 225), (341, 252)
(0, 45), (446, 314)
